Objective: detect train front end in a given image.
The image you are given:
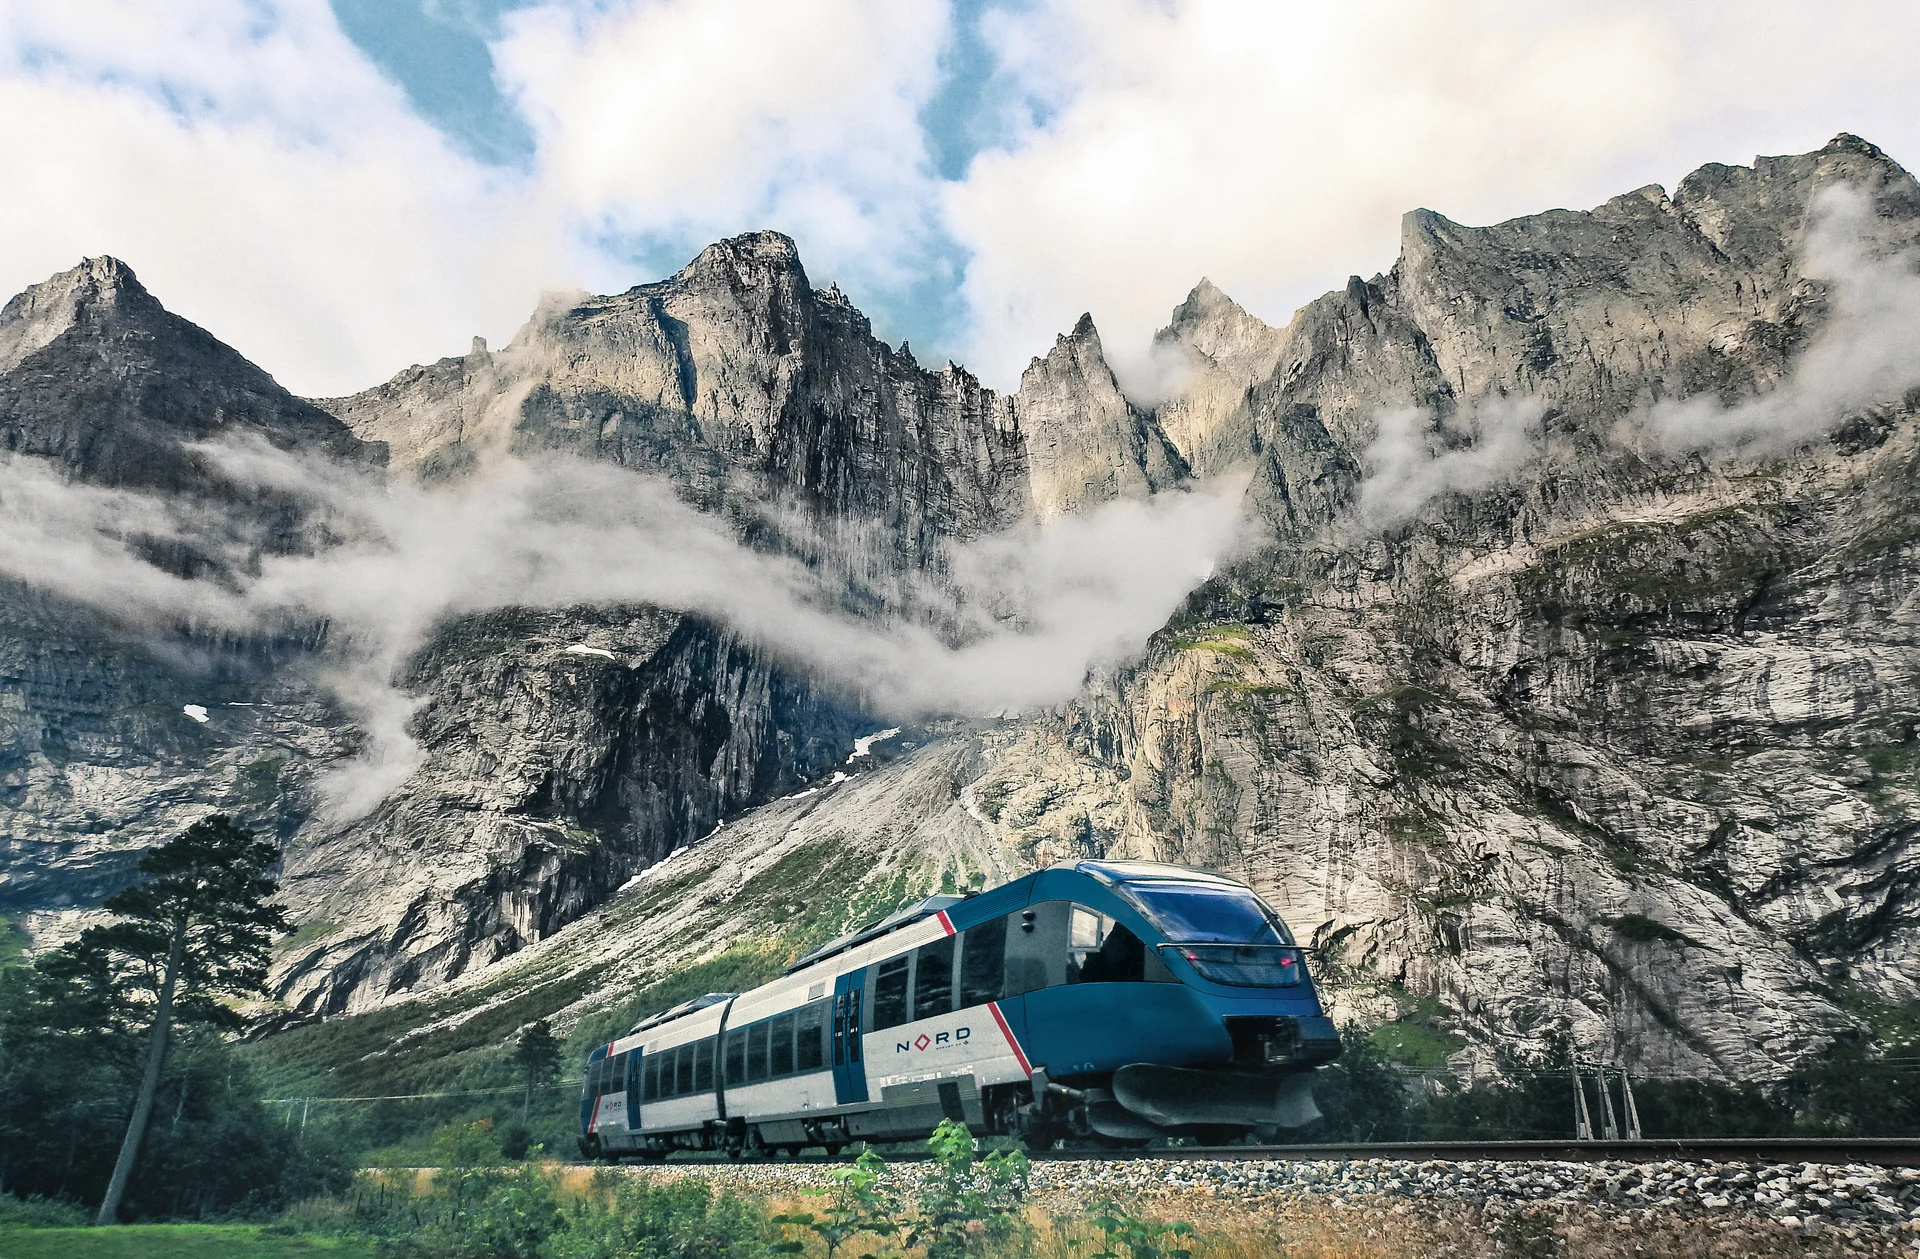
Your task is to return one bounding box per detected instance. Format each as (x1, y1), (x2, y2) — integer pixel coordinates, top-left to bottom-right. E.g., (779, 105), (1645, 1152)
(1005, 860), (1340, 1144)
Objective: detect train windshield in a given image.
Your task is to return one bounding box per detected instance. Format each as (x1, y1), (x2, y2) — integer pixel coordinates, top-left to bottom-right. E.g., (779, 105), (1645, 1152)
(1125, 881), (1293, 945)
(1125, 881), (1305, 988)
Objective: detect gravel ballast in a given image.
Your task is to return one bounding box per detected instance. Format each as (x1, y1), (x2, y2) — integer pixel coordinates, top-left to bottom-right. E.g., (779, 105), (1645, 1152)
(635, 1155), (1920, 1241)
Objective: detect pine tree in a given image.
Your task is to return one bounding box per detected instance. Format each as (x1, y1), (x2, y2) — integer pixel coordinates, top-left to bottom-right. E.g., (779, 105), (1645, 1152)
(92, 815), (288, 1225)
(513, 1020), (562, 1122)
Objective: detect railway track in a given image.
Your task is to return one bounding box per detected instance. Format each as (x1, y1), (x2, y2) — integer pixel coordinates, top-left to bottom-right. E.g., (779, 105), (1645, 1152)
(734, 1137), (1920, 1167)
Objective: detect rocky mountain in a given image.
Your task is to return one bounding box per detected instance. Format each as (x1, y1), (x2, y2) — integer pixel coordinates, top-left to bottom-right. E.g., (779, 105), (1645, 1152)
(4, 134), (1918, 1086)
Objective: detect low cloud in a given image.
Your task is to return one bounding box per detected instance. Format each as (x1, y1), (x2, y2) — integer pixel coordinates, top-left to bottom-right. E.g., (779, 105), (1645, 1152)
(1352, 396), (1546, 530)
(0, 442), (1248, 821)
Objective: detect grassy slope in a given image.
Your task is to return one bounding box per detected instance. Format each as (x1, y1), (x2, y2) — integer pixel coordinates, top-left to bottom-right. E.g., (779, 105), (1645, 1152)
(243, 741), (1003, 1113)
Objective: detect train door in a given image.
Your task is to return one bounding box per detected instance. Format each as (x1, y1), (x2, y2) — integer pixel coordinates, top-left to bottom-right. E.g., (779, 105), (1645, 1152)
(831, 969), (869, 1105)
(626, 1048), (644, 1131)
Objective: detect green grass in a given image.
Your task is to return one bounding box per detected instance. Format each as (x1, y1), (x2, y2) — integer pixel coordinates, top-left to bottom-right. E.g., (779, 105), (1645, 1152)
(0, 1225), (374, 1259)
(0, 914), (28, 967)
(1368, 1020), (1461, 1070)
(1166, 622), (1256, 661)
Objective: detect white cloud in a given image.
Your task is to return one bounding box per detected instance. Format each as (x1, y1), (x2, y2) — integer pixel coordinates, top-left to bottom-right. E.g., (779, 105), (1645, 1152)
(492, 0), (952, 294)
(0, 438), (1248, 820)
(946, 0), (1920, 390)
(0, 0), (565, 398)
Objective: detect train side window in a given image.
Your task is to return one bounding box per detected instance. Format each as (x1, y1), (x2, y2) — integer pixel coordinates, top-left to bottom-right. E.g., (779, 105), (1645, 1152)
(770, 1011), (796, 1077)
(1003, 900), (1071, 995)
(643, 1053), (658, 1101)
(913, 936), (955, 1020)
(694, 1038), (715, 1091)
(1070, 906), (1135, 983)
(871, 956), (910, 1030)
(959, 918), (1006, 1007)
(797, 1001), (826, 1072)
(724, 1029), (747, 1086)
(747, 1021), (770, 1083)
(611, 1052), (628, 1095)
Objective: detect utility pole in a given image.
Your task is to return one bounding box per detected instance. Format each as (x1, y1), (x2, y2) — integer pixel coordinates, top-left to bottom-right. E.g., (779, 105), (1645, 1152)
(1571, 1062), (1594, 1140)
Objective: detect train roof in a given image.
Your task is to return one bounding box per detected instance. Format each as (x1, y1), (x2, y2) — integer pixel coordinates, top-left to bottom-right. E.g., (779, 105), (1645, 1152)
(628, 990), (736, 1036)
(777, 861), (1245, 979)
(781, 893), (972, 976)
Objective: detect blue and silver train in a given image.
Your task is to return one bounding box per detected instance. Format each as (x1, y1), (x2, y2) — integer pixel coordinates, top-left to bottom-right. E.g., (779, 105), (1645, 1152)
(577, 860), (1340, 1158)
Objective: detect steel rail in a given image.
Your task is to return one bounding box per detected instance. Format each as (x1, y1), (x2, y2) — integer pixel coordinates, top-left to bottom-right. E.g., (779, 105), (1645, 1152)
(1024, 1138), (1920, 1166)
(713, 1137), (1920, 1168)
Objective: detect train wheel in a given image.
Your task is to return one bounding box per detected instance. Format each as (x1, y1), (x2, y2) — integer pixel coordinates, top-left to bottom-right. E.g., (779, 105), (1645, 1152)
(1021, 1123), (1060, 1153)
(742, 1127), (767, 1160)
(823, 1143), (845, 1159)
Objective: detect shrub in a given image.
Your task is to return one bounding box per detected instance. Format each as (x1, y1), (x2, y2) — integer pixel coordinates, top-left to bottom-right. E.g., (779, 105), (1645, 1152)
(906, 1119), (1033, 1259)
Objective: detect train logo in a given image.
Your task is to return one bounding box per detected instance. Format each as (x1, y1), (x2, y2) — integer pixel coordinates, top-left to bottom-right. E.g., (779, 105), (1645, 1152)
(899, 1027), (971, 1053)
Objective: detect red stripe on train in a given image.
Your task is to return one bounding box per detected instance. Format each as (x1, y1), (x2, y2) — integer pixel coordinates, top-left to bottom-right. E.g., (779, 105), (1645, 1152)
(986, 1001), (1031, 1078)
(936, 910), (955, 935)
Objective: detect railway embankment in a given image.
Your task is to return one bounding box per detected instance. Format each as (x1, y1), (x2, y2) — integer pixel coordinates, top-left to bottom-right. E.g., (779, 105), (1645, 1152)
(631, 1155), (1920, 1246)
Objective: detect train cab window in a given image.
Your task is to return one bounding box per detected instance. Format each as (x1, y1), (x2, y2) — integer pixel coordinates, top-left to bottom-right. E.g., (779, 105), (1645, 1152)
(913, 936), (955, 1020)
(871, 955), (910, 1030)
(1067, 907), (1169, 983)
(770, 1012), (796, 1077)
(694, 1038), (715, 1091)
(724, 1029), (747, 1086)
(960, 919), (1005, 1007)
(747, 1021), (770, 1083)
(797, 1001), (827, 1072)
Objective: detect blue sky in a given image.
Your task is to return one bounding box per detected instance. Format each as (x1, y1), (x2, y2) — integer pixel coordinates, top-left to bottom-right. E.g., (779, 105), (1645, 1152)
(3, 1), (1918, 397)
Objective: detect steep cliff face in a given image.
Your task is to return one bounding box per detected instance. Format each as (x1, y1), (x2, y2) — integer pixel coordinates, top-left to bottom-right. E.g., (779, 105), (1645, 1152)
(273, 607), (864, 1015)
(1150, 279), (1288, 471)
(0, 257), (370, 493)
(0, 259), (376, 937)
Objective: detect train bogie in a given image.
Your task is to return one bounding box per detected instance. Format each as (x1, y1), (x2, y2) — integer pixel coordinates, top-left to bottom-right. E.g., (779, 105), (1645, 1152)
(578, 860), (1340, 1160)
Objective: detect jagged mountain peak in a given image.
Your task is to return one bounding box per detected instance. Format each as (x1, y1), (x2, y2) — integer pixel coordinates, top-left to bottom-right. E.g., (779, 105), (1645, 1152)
(1013, 309), (1184, 518)
(1150, 275), (1288, 471)
(668, 229), (808, 293)
(0, 254), (370, 490)
(0, 255), (156, 375)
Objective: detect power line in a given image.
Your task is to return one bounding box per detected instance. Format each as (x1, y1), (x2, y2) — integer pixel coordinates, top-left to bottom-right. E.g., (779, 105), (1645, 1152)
(263, 1079), (582, 1105)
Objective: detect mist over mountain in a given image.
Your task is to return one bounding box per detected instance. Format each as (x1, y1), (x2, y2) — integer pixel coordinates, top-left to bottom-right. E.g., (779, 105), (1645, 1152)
(2, 134), (1917, 1083)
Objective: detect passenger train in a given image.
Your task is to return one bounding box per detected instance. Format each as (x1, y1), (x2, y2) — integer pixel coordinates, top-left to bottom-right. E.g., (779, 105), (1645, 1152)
(577, 860), (1340, 1158)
